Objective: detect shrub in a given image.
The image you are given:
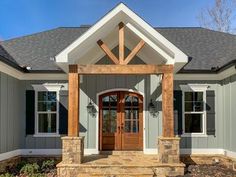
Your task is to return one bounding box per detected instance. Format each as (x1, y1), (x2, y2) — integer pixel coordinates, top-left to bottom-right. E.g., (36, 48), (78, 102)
(0, 173), (14, 177)
(29, 173), (46, 177)
(41, 160), (55, 173)
(20, 163), (40, 175)
(16, 160), (27, 172)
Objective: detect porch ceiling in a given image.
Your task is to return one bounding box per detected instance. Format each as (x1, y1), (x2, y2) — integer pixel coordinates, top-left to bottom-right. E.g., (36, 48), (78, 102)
(55, 3), (188, 73)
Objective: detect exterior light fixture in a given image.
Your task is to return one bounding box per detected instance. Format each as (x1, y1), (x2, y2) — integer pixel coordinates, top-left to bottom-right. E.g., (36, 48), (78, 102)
(148, 99), (158, 117)
(87, 100), (97, 117)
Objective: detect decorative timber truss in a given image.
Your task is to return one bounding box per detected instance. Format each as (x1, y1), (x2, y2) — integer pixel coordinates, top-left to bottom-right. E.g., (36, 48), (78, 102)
(97, 22), (145, 65)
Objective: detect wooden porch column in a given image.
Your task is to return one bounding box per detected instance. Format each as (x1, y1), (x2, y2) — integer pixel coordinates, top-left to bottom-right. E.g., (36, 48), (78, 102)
(162, 66), (174, 137)
(68, 65), (79, 136)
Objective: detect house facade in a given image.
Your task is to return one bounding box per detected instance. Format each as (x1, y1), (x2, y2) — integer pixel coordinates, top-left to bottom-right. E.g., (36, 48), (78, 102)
(0, 3), (236, 176)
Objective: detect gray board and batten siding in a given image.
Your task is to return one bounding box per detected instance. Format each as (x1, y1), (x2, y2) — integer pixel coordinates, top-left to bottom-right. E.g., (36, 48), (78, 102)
(1, 69), (236, 153)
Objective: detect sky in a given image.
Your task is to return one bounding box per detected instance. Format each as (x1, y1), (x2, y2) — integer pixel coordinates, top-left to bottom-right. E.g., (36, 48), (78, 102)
(0, 0), (215, 40)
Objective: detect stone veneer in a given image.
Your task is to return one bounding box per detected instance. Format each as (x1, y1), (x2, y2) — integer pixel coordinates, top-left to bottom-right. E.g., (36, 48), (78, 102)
(158, 136), (180, 164)
(61, 136), (84, 164)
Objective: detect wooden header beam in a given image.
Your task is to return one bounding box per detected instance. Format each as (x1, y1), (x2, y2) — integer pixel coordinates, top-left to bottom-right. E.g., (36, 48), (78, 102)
(75, 64), (173, 75)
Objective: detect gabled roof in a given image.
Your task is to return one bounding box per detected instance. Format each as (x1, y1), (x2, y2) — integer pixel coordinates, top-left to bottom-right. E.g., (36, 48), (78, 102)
(1, 27), (236, 73)
(55, 3), (188, 73)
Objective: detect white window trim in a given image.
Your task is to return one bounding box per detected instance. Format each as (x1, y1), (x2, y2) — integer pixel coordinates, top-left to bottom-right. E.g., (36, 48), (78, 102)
(180, 84), (208, 137)
(32, 84), (63, 137)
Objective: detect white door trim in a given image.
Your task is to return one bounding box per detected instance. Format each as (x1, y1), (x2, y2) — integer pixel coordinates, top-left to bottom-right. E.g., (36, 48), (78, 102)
(96, 88), (146, 152)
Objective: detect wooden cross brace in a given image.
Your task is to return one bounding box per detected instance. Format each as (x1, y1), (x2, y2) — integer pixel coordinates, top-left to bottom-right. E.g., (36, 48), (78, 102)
(97, 22), (145, 65)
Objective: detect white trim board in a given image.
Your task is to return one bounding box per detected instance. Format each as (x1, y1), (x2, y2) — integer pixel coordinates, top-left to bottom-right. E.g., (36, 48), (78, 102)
(0, 149), (99, 161)
(0, 61), (67, 80)
(0, 149), (22, 161)
(0, 59), (235, 81)
(175, 66), (236, 81)
(1, 148), (236, 162)
(96, 88), (146, 153)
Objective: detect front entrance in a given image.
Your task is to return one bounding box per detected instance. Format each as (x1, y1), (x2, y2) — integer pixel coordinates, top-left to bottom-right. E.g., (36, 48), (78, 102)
(99, 91), (143, 150)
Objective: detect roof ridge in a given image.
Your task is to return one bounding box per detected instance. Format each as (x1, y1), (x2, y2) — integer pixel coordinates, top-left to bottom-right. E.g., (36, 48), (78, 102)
(155, 26), (236, 36)
(155, 27), (203, 29)
(2, 28), (63, 42)
(200, 27), (236, 36)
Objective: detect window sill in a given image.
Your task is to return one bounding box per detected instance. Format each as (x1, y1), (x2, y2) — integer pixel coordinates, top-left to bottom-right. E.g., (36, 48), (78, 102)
(33, 134), (61, 138)
(181, 134), (208, 138)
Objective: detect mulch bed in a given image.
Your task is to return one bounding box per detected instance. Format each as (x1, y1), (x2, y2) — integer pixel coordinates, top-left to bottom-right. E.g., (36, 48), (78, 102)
(178, 164), (236, 177)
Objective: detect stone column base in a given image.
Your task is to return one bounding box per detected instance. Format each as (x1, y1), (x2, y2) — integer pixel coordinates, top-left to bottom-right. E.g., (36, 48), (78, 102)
(158, 136), (180, 163)
(61, 136), (84, 164)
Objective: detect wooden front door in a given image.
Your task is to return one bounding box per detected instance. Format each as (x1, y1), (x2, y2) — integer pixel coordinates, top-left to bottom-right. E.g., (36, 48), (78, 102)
(99, 91), (143, 151)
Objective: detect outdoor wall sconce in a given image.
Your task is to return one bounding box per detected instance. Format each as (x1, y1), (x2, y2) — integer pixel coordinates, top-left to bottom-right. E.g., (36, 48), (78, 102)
(87, 100), (97, 117)
(148, 99), (158, 117)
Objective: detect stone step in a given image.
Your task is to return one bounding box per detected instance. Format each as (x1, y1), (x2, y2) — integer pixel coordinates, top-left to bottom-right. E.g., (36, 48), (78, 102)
(57, 165), (155, 177)
(99, 151), (144, 156)
(57, 162), (185, 177)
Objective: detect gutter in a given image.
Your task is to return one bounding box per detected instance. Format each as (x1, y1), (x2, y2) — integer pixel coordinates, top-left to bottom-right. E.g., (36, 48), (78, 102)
(178, 59), (236, 74)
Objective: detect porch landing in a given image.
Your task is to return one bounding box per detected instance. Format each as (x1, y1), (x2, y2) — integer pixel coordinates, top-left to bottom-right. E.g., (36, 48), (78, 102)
(57, 152), (185, 177)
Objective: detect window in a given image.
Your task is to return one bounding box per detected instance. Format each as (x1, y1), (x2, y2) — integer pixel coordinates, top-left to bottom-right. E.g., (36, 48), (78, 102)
(180, 84), (208, 136)
(37, 91), (57, 133)
(32, 84), (63, 137)
(184, 92), (204, 133)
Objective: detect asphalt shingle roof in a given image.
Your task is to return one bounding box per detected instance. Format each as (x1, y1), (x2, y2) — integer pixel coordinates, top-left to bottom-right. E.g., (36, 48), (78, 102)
(0, 27), (88, 72)
(156, 27), (236, 71)
(0, 27), (236, 73)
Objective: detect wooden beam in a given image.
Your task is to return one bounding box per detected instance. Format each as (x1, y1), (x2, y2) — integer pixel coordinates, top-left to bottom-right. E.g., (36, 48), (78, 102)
(119, 22), (125, 64)
(68, 65), (79, 136)
(97, 40), (119, 64)
(162, 66), (174, 137)
(124, 40), (145, 65)
(77, 64), (173, 74)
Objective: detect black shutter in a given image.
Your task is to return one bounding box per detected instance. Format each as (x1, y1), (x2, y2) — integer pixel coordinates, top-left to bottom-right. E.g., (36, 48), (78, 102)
(59, 90), (68, 134)
(174, 90), (183, 135)
(26, 90), (35, 135)
(206, 90), (216, 135)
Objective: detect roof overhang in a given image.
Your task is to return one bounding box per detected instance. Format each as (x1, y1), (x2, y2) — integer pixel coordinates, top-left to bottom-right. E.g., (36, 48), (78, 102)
(55, 3), (188, 73)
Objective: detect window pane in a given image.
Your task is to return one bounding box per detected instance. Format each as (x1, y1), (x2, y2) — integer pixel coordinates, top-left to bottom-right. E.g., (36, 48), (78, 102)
(38, 113), (56, 133)
(185, 92), (193, 101)
(194, 101), (204, 112)
(185, 102), (193, 112)
(125, 108), (131, 120)
(194, 92), (203, 101)
(102, 109), (117, 133)
(47, 92), (56, 102)
(38, 91), (56, 101)
(125, 121), (131, 132)
(38, 92), (47, 101)
(109, 95), (117, 107)
(133, 108), (139, 120)
(38, 102), (57, 111)
(133, 121), (139, 133)
(125, 96), (132, 106)
(102, 96), (109, 107)
(132, 96), (139, 106)
(185, 114), (203, 133)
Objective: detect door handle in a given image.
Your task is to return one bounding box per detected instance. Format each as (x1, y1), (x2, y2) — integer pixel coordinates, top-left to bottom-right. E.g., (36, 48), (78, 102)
(118, 126), (121, 133)
(121, 123), (124, 132)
